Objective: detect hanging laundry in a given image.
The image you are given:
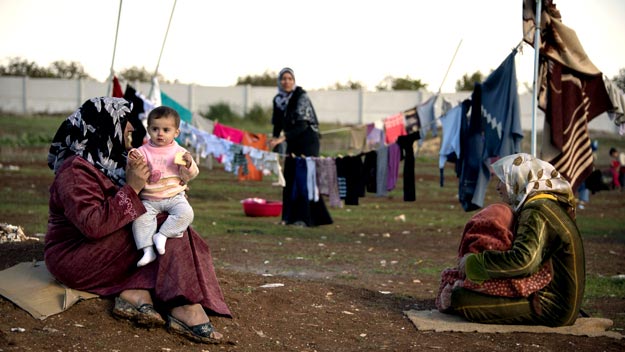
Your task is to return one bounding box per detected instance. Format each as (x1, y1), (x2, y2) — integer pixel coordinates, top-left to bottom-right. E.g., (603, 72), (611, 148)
(403, 107), (419, 134)
(282, 157), (333, 226)
(383, 113), (406, 144)
(238, 131), (268, 181)
(335, 157), (348, 200)
(292, 157), (309, 202)
(416, 95), (438, 141)
(375, 145), (389, 197)
(112, 75), (123, 98)
(363, 150), (377, 193)
(540, 60), (612, 190)
(124, 84), (156, 122)
(349, 125), (368, 152)
(315, 157), (341, 208)
(366, 121), (385, 149)
(229, 144), (248, 175)
(192, 112), (214, 135)
(148, 76), (162, 107)
(525, 0), (613, 191)
(440, 97), (453, 116)
(396, 133), (420, 201)
(335, 155), (364, 206)
(480, 50), (523, 159)
(305, 157), (319, 202)
(603, 77), (625, 127)
(458, 93), (489, 212)
(455, 49), (523, 209)
(438, 104), (463, 187)
(386, 143), (400, 192)
(213, 122), (244, 143)
(122, 84), (150, 147)
(161, 91), (192, 124)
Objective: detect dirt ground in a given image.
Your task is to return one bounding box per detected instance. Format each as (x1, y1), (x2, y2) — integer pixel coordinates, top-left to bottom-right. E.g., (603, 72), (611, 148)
(1, 161), (625, 351)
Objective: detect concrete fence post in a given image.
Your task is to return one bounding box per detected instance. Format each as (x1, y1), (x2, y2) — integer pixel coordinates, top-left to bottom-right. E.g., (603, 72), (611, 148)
(188, 83), (195, 113)
(243, 84), (252, 116)
(77, 78), (84, 107)
(21, 76), (28, 114)
(357, 88), (364, 125)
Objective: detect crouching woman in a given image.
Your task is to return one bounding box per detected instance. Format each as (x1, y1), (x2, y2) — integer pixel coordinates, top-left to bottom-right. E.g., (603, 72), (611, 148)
(447, 153), (585, 327)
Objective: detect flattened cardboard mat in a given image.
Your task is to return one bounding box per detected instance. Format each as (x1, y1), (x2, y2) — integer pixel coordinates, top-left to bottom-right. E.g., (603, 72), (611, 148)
(405, 309), (623, 339)
(0, 261), (98, 320)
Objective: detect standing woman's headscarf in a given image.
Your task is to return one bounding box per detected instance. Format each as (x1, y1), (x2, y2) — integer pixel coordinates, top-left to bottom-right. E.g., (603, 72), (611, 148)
(491, 153), (575, 212)
(274, 67), (298, 111)
(47, 97), (133, 186)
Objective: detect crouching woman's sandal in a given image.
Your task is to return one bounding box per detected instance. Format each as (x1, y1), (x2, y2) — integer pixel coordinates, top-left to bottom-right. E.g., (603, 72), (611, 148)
(167, 315), (223, 344)
(112, 296), (166, 327)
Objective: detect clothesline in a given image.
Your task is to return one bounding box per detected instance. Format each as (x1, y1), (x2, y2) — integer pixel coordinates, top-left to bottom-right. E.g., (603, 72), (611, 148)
(320, 126), (353, 135)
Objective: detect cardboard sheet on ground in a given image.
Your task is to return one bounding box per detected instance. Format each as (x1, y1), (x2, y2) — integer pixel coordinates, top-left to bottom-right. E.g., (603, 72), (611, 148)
(0, 261), (98, 320)
(405, 309), (623, 339)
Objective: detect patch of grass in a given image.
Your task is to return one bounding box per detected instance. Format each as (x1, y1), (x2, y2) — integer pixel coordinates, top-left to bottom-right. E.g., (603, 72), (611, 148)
(584, 275), (625, 299)
(0, 115), (65, 146)
(230, 286), (255, 295)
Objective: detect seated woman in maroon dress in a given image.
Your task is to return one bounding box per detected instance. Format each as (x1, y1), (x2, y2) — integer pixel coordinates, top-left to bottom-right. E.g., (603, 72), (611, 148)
(45, 97), (230, 344)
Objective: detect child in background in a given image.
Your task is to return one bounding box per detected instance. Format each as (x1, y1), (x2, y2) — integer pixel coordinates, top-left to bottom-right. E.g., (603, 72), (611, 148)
(129, 106), (199, 267)
(609, 147), (622, 191)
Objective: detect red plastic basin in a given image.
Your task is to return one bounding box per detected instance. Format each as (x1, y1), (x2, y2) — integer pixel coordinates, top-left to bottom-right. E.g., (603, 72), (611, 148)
(241, 198), (283, 217)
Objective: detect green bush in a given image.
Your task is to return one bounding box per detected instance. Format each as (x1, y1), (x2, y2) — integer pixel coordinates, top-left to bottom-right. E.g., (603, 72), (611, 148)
(244, 104), (271, 125)
(200, 102), (240, 124)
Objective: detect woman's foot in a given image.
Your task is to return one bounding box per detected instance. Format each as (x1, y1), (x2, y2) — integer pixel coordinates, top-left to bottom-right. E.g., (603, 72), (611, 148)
(119, 289), (152, 308)
(113, 289), (165, 327)
(169, 304), (223, 342)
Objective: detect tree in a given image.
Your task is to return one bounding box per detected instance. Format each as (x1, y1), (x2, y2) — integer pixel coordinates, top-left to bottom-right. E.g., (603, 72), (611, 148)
(50, 60), (90, 79)
(455, 71), (484, 91)
(118, 66), (164, 83)
(330, 80), (364, 90)
(0, 57), (93, 79)
(0, 57), (53, 78)
(613, 68), (625, 92)
(375, 75), (427, 91)
(236, 70), (277, 86)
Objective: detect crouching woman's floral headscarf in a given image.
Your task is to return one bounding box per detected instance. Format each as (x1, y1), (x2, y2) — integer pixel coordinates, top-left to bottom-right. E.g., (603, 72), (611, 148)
(47, 97), (133, 186)
(491, 153), (575, 213)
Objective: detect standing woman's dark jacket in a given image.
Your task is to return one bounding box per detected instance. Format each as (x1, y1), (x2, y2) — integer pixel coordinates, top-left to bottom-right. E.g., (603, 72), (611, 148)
(272, 82), (331, 227)
(272, 86), (320, 157)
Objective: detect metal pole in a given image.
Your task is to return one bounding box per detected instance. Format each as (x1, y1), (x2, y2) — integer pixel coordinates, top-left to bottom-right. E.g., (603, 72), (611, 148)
(107, 0), (123, 95)
(152, 0), (177, 81)
(530, 0), (542, 157)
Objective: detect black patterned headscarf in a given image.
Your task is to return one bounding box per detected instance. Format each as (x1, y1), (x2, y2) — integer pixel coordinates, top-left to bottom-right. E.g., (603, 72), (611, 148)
(275, 67), (297, 111)
(47, 97), (133, 186)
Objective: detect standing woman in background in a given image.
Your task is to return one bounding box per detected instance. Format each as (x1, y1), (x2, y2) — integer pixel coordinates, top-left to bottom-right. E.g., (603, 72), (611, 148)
(269, 67), (332, 227)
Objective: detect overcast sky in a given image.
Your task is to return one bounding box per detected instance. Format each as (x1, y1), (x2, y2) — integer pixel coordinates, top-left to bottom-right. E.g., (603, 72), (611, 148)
(1, 0), (623, 93)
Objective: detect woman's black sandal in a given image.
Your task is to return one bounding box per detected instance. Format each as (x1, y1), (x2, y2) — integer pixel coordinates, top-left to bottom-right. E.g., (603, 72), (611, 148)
(167, 315), (222, 344)
(112, 296), (166, 327)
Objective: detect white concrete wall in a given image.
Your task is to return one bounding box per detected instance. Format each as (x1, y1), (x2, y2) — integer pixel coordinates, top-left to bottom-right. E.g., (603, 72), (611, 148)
(0, 76), (619, 134)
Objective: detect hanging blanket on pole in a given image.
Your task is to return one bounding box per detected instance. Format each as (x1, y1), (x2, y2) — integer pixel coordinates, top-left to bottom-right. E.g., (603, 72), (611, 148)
(523, 0), (613, 191)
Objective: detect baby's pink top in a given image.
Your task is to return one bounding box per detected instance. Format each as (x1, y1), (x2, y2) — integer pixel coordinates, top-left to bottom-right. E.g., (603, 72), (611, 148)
(133, 140), (199, 200)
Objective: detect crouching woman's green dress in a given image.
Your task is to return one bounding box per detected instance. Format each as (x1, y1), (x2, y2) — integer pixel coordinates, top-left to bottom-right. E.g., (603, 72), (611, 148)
(449, 154), (585, 327)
